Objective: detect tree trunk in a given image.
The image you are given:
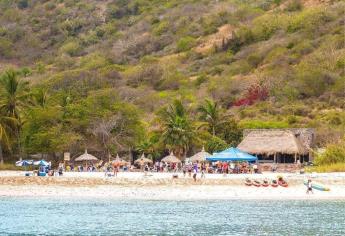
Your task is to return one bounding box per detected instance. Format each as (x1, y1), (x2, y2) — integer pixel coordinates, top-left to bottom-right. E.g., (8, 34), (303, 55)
(0, 143), (4, 164)
(128, 147), (133, 164)
(16, 126), (22, 161)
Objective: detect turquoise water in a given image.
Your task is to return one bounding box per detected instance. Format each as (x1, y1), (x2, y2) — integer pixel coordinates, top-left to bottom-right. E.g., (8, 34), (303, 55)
(0, 197), (344, 236)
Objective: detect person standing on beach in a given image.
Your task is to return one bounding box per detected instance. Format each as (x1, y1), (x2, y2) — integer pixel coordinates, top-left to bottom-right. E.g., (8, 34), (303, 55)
(188, 164), (192, 177)
(182, 164), (187, 177)
(155, 161), (159, 172)
(113, 163), (119, 177)
(201, 163), (206, 178)
(159, 162), (163, 172)
(306, 179), (313, 194)
(253, 164), (258, 174)
(193, 167), (197, 182)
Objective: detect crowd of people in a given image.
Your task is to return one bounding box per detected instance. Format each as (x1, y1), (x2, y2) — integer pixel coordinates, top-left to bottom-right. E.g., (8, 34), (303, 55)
(60, 160), (260, 178)
(152, 161), (259, 175)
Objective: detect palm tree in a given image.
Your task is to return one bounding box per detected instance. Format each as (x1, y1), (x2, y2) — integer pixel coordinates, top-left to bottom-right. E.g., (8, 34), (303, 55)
(159, 100), (194, 159)
(136, 135), (159, 160)
(33, 88), (48, 108)
(0, 114), (18, 164)
(0, 70), (29, 158)
(0, 70), (29, 119)
(198, 99), (225, 137)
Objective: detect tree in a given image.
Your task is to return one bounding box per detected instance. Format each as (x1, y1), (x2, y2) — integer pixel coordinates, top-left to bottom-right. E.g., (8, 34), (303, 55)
(136, 133), (161, 161)
(0, 113), (18, 164)
(0, 70), (29, 119)
(205, 135), (228, 154)
(83, 95), (145, 158)
(22, 107), (80, 156)
(198, 99), (242, 147)
(198, 99), (225, 137)
(217, 119), (242, 147)
(90, 117), (115, 158)
(0, 70), (29, 158)
(33, 88), (49, 108)
(159, 100), (194, 159)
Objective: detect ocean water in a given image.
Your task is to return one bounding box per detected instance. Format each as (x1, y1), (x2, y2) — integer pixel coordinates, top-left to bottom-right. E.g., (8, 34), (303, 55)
(0, 197), (344, 236)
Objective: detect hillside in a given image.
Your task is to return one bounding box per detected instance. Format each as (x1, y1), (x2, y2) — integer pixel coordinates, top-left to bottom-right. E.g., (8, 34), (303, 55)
(0, 0), (344, 161)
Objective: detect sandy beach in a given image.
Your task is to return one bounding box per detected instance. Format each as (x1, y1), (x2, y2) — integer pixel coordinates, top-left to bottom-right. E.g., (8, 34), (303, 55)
(1, 171), (345, 200)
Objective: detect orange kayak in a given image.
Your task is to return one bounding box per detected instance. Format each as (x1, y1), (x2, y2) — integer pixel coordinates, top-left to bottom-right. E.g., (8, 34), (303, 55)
(245, 179), (252, 186)
(278, 181), (288, 187)
(253, 180), (261, 187)
(271, 180), (278, 187)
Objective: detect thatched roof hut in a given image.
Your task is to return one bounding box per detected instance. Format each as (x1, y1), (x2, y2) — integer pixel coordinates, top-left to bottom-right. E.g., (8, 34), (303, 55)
(238, 130), (307, 155)
(189, 147), (211, 162)
(237, 128), (315, 163)
(134, 154), (153, 166)
(161, 152), (181, 163)
(75, 150), (99, 162)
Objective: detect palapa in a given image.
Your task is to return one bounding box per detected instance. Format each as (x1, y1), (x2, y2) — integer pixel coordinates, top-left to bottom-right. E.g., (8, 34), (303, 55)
(75, 150), (99, 162)
(134, 154), (153, 166)
(161, 152), (181, 163)
(189, 146), (210, 162)
(112, 154), (129, 166)
(237, 130), (308, 155)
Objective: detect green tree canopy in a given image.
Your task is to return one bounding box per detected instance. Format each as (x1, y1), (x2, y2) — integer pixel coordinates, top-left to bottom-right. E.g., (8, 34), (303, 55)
(158, 100), (195, 159)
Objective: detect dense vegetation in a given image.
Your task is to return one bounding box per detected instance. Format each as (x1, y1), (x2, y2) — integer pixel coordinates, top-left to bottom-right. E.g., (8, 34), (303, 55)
(0, 0), (344, 163)
(307, 138), (345, 172)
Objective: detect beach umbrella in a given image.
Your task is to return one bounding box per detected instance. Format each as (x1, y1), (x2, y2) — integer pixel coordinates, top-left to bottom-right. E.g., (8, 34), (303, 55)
(161, 152), (181, 163)
(189, 146), (211, 163)
(112, 154), (129, 166)
(206, 147), (257, 162)
(33, 160), (49, 166)
(74, 150), (99, 162)
(134, 154), (153, 166)
(16, 160), (33, 172)
(15, 160), (33, 167)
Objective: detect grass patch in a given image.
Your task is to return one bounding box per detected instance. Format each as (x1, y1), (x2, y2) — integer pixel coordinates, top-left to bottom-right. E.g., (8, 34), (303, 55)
(0, 163), (25, 171)
(306, 163), (345, 173)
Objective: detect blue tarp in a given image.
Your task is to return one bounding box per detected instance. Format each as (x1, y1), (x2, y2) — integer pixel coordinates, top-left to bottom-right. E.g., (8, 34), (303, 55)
(206, 147), (257, 162)
(34, 160), (49, 166)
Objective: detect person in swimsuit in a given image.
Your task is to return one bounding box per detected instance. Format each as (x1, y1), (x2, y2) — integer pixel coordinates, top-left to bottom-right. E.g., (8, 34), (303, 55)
(113, 163), (119, 177)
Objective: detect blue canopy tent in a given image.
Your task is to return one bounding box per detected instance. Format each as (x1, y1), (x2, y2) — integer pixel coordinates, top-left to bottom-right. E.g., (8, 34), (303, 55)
(33, 160), (49, 166)
(33, 160), (50, 176)
(206, 147), (257, 162)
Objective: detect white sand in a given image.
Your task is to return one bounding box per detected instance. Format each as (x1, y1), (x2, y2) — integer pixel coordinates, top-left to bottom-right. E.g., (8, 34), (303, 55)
(2, 185), (345, 200)
(1, 171), (345, 200)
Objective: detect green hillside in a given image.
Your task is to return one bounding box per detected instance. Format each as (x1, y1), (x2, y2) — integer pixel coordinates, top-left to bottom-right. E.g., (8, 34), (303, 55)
(0, 0), (344, 162)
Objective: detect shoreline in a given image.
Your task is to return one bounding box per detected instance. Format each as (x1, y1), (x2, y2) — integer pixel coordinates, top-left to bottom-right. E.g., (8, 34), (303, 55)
(2, 185), (345, 200)
(1, 171), (345, 200)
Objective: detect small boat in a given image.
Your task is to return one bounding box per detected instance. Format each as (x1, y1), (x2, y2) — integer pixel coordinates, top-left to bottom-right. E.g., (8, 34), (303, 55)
(244, 178), (252, 186)
(304, 181), (330, 191)
(262, 180), (269, 187)
(271, 180), (278, 187)
(278, 180), (288, 187)
(253, 180), (261, 187)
